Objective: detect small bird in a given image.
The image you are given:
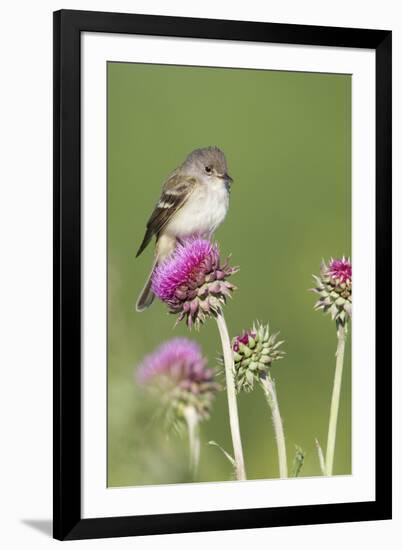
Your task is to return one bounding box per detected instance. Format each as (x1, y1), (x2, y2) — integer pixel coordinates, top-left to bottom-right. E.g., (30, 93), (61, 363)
(135, 146), (233, 311)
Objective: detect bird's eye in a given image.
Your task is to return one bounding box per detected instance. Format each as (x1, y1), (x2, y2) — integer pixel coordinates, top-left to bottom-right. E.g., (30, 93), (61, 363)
(205, 166), (212, 174)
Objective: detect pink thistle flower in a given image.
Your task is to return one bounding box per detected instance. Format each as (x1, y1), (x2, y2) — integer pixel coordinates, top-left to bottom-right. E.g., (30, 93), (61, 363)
(328, 257), (352, 284)
(232, 331), (256, 353)
(151, 237), (238, 329)
(137, 338), (210, 384)
(137, 338), (219, 420)
(311, 257), (352, 325)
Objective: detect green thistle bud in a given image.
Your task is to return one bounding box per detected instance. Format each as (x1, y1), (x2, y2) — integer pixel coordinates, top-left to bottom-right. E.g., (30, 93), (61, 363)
(232, 323), (285, 393)
(311, 257), (352, 326)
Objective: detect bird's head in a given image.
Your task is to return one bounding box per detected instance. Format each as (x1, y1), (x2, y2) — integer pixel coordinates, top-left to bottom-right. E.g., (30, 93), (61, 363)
(182, 146), (233, 190)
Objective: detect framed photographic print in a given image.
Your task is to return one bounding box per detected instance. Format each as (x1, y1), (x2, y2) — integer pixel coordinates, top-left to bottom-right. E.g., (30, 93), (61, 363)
(53, 9), (392, 540)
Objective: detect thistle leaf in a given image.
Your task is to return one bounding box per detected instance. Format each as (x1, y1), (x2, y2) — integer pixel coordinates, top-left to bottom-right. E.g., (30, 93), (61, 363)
(208, 440), (236, 468)
(292, 445), (305, 478)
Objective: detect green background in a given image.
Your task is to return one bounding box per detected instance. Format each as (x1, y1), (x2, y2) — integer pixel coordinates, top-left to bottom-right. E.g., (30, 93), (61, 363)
(107, 62), (351, 487)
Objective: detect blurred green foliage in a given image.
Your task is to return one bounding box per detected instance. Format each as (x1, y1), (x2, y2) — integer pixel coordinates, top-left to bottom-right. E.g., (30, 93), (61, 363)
(107, 62), (351, 487)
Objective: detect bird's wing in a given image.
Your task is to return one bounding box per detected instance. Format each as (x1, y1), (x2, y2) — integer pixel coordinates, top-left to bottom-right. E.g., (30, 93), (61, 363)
(135, 172), (197, 258)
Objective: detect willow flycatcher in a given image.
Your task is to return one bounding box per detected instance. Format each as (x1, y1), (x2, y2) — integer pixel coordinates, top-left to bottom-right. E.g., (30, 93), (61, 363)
(135, 146), (233, 311)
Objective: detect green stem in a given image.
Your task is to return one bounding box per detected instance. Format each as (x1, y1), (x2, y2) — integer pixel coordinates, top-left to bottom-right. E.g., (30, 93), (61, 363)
(216, 311), (246, 481)
(184, 406), (200, 480)
(325, 323), (346, 476)
(315, 438), (326, 475)
(261, 374), (288, 478)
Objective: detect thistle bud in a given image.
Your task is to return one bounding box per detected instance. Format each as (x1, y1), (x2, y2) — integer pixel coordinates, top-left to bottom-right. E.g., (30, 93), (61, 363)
(232, 323), (285, 392)
(311, 257), (352, 326)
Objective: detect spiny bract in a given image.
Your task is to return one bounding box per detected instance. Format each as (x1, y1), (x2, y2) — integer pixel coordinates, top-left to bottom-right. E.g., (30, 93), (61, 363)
(232, 323), (285, 393)
(311, 257), (352, 326)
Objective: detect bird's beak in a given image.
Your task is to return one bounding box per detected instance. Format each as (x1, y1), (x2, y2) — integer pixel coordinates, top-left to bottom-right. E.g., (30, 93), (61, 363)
(218, 172), (233, 184)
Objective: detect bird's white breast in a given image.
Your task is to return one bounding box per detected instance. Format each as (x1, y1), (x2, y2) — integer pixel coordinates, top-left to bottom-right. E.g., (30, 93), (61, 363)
(166, 180), (229, 239)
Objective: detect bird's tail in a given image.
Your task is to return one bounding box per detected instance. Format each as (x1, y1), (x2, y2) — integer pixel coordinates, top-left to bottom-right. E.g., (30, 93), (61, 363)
(136, 258), (157, 312)
(136, 234), (176, 312)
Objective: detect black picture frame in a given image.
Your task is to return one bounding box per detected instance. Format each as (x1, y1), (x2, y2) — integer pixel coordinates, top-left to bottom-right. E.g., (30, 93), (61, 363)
(53, 9), (392, 541)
